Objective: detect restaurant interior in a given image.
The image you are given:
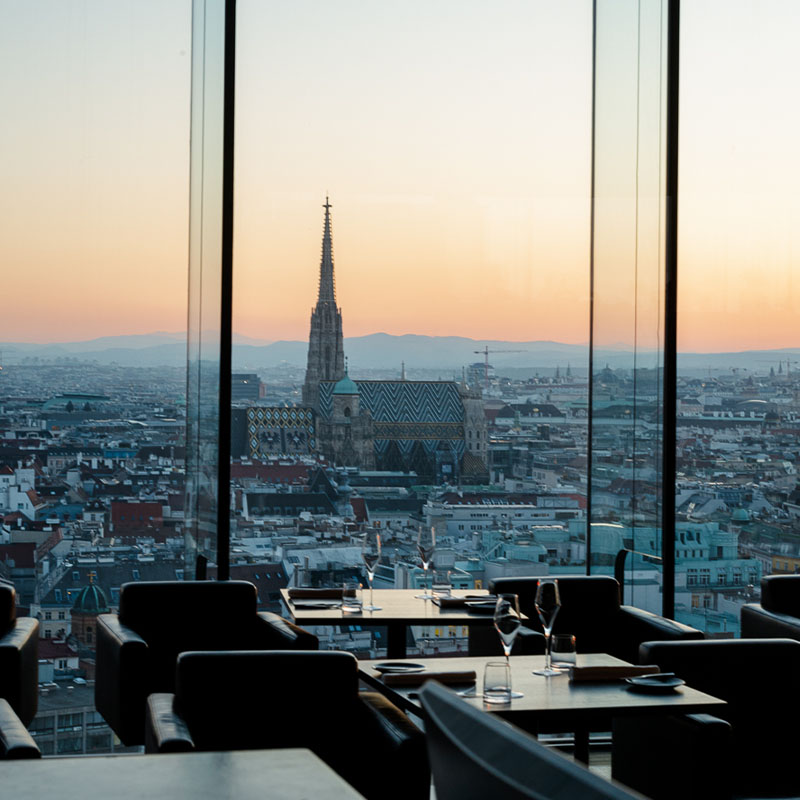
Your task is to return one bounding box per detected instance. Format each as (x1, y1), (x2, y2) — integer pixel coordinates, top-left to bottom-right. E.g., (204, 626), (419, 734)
(3, 1), (799, 798)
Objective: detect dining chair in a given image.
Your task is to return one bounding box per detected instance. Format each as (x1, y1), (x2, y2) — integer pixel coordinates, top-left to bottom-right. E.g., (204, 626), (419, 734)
(488, 575), (703, 664)
(612, 638), (800, 799)
(0, 699), (40, 759)
(420, 681), (645, 800)
(144, 649), (430, 800)
(741, 574), (800, 640)
(0, 583), (39, 726)
(95, 580), (318, 745)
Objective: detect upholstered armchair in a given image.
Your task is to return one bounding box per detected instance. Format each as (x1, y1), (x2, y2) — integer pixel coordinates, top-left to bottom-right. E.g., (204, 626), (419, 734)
(96, 580), (318, 746)
(145, 650), (429, 800)
(0, 584), (38, 726)
(612, 638), (800, 800)
(0, 699), (40, 759)
(487, 575), (703, 664)
(741, 575), (800, 640)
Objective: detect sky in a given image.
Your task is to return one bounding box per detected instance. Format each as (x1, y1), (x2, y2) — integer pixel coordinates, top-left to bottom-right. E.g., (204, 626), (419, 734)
(1, 0), (798, 352)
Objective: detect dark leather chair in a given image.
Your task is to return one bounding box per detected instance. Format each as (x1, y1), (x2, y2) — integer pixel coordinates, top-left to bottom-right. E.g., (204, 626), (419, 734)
(0, 584), (38, 726)
(741, 575), (800, 640)
(96, 580), (318, 746)
(420, 681), (644, 799)
(612, 638), (800, 800)
(487, 575), (703, 664)
(0, 699), (40, 759)
(145, 650), (429, 800)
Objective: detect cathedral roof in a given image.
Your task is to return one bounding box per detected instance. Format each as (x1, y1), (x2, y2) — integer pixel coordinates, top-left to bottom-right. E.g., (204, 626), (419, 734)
(320, 380), (464, 423)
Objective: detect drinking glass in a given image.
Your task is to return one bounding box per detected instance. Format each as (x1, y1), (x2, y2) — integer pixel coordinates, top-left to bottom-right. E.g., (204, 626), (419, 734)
(483, 661), (512, 705)
(494, 593), (524, 697)
(415, 526), (436, 600)
(551, 633), (577, 671)
(533, 578), (561, 676)
(361, 531), (382, 611)
(342, 581), (362, 613)
(431, 570), (452, 597)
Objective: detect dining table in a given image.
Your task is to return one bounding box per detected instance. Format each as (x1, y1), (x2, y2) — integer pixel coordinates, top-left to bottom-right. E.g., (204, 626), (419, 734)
(358, 652), (727, 763)
(281, 588), (507, 658)
(2, 748), (366, 800)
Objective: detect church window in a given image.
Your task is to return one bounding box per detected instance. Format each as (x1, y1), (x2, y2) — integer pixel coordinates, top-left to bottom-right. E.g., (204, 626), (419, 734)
(344, 407), (351, 417)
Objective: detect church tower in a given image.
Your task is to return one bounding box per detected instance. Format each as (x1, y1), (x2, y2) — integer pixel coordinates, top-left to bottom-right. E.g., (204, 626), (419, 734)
(303, 197), (345, 410)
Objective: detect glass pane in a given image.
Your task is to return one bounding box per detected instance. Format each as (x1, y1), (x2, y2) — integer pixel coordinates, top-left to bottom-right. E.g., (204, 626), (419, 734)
(231, 1), (592, 656)
(590, 0), (668, 611)
(676, 0), (800, 634)
(185, 0), (227, 573)
(1, 0), (190, 753)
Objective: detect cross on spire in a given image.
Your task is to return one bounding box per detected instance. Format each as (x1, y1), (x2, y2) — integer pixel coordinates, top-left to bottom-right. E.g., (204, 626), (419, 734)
(317, 196), (337, 304)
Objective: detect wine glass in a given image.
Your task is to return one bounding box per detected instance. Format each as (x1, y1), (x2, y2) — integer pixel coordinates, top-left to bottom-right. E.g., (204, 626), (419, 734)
(362, 531), (382, 611)
(533, 578), (561, 676)
(494, 593), (524, 698)
(415, 526), (436, 600)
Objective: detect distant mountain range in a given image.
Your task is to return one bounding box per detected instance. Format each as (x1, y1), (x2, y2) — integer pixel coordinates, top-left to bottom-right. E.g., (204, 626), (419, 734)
(1, 332), (799, 376)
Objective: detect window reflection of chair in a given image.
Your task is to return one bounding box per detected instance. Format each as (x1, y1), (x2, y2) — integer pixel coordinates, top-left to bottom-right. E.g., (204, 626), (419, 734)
(0, 584), (39, 727)
(420, 681), (644, 800)
(145, 650), (429, 800)
(95, 580), (318, 746)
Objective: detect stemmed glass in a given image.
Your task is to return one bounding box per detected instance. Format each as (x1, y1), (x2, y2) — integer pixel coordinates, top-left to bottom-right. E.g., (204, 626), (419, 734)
(494, 593), (524, 698)
(362, 531), (382, 611)
(415, 526), (436, 600)
(533, 578), (561, 676)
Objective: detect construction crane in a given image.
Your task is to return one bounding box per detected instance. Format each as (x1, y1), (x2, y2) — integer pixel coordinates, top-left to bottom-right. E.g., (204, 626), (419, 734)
(472, 346), (527, 389)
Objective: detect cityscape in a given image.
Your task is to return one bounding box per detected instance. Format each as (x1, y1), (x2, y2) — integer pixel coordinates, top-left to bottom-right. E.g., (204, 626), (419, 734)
(2, 202), (800, 755)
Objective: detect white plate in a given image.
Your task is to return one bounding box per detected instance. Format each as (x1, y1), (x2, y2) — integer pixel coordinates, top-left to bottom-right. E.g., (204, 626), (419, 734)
(373, 662), (426, 674)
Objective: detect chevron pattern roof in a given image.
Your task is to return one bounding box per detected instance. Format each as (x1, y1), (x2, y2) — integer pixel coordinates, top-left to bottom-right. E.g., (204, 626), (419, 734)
(318, 380), (465, 423)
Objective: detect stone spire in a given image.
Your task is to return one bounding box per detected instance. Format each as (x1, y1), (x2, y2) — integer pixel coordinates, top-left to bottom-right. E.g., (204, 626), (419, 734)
(318, 196), (336, 304)
(303, 197), (346, 410)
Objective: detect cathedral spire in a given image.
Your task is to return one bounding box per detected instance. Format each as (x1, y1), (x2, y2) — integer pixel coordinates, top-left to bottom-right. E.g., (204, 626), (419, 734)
(318, 196), (336, 304)
(303, 196), (346, 410)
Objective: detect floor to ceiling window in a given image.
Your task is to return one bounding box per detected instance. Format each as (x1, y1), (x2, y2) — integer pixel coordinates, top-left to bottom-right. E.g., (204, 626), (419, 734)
(214, 0), (594, 656)
(589, 0), (669, 613)
(1, 0), (191, 753)
(675, 0), (800, 634)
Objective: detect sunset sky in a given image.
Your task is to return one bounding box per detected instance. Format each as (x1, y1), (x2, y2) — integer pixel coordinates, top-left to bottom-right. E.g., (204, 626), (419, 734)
(2, 0), (798, 352)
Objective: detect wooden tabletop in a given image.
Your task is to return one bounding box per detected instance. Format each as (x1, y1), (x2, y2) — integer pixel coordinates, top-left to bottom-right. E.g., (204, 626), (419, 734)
(281, 588), (498, 625)
(282, 588), (504, 657)
(359, 653), (727, 730)
(2, 749), (366, 799)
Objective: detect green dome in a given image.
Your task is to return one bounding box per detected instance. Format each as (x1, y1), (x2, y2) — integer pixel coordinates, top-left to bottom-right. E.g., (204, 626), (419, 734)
(731, 507), (750, 522)
(72, 583), (110, 614)
(332, 373), (359, 395)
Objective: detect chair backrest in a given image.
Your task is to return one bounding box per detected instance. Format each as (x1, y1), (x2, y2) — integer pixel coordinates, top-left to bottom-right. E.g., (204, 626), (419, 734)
(490, 576), (622, 652)
(119, 580), (257, 633)
(118, 580), (261, 688)
(0, 584), (15, 633)
(761, 574), (800, 617)
(174, 650), (359, 752)
(420, 682), (643, 800)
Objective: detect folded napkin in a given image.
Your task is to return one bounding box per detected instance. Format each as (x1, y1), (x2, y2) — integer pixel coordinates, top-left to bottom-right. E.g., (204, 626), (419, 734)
(569, 664), (660, 683)
(433, 595), (495, 609)
(382, 670), (477, 688)
(288, 588), (343, 600)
